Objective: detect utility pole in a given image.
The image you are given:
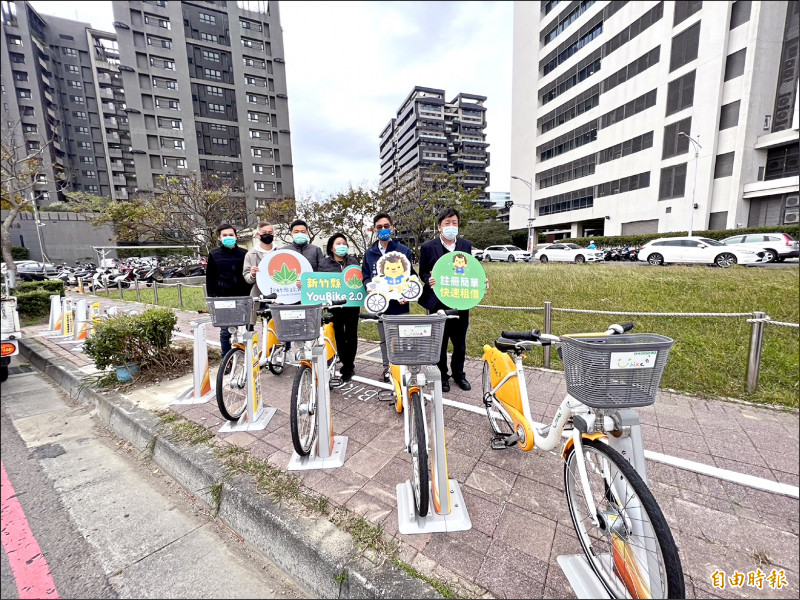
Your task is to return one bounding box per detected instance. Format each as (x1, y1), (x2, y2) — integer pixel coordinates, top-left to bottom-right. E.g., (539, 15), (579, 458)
(511, 175), (534, 251)
(678, 132), (701, 237)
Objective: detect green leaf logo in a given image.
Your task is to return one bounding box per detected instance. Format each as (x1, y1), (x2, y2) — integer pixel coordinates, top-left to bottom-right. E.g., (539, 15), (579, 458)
(272, 263), (298, 286)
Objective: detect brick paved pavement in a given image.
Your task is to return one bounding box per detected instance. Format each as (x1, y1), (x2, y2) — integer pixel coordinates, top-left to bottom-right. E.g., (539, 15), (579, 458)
(21, 293), (800, 598)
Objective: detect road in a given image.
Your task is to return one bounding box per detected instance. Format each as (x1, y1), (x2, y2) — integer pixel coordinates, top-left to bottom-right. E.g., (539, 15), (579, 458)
(0, 357), (311, 599)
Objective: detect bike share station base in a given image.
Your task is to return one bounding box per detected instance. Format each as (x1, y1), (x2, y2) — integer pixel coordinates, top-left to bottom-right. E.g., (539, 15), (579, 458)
(556, 555), (612, 599)
(172, 317), (216, 406)
(287, 344), (348, 471)
(396, 479), (471, 535)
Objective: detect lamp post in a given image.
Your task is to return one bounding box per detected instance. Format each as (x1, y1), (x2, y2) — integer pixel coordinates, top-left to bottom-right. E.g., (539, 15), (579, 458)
(678, 132), (701, 237)
(511, 175), (534, 252)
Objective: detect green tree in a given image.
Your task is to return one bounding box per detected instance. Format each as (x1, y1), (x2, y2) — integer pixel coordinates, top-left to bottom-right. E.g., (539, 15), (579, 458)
(323, 185), (388, 257)
(461, 220), (512, 249)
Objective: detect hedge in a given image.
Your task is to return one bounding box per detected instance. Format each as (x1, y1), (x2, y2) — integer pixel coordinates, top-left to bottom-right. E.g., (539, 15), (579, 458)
(14, 279), (65, 296)
(11, 247), (30, 260)
(16, 290), (53, 319)
(558, 225), (800, 248)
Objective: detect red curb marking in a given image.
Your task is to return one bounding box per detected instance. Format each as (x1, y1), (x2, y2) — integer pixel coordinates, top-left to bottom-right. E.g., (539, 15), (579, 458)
(1, 461), (60, 599)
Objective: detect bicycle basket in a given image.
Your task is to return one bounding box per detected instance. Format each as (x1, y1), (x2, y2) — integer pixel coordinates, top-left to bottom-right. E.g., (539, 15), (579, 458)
(270, 304), (323, 342)
(559, 333), (674, 409)
(381, 314), (447, 366)
(205, 296), (253, 328)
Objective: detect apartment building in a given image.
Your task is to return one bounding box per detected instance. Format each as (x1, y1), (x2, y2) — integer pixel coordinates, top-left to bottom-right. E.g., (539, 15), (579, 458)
(379, 86), (491, 201)
(1, 1), (135, 205)
(110, 0), (295, 216)
(510, 1), (799, 241)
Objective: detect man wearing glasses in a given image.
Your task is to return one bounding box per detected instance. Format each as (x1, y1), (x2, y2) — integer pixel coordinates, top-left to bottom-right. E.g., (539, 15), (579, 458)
(362, 212), (416, 381)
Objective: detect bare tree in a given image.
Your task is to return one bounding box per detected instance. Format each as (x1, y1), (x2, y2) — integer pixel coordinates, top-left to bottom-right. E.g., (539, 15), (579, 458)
(1, 120), (69, 287)
(255, 192), (328, 244)
(323, 184), (389, 257)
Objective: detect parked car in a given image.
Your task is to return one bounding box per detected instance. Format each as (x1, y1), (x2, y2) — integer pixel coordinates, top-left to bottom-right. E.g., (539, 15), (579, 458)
(720, 233), (799, 263)
(536, 243), (605, 264)
(471, 247), (484, 261)
(482, 245), (532, 262)
(15, 261), (59, 281)
(638, 236), (766, 267)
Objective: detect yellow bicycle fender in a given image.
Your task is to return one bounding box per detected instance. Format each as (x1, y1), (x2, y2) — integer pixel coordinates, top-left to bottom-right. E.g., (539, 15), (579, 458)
(561, 432), (607, 459)
(390, 365), (404, 413)
(500, 403), (536, 452)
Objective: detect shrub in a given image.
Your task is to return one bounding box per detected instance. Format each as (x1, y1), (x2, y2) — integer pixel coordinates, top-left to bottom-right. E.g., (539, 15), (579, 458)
(15, 279), (65, 296)
(11, 247), (30, 260)
(16, 290), (54, 319)
(83, 308), (178, 371)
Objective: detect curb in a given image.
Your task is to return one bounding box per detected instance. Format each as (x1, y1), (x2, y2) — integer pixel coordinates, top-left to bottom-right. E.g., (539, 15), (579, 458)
(19, 337), (440, 599)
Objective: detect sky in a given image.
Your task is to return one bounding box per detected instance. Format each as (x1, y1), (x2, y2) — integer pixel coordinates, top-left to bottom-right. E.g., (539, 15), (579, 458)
(29, 1), (514, 199)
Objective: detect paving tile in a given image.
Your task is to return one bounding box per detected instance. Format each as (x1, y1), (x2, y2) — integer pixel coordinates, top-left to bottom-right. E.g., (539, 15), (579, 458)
(494, 503), (556, 563)
(465, 462), (517, 502)
(423, 528), (491, 581)
(476, 540), (548, 599)
(343, 445), (395, 479)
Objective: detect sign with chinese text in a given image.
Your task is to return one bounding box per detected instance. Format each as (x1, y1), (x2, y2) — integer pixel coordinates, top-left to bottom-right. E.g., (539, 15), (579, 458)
(256, 249), (313, 304)
(431, 251), (486, 310)
(301, 266), (365, 307)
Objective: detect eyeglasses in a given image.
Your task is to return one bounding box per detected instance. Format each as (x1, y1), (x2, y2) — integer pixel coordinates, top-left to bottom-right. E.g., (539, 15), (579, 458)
(374, 224), (391, 230)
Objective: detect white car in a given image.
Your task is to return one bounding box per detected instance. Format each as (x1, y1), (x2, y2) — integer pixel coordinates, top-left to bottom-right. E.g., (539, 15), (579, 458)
(638, 236), (766, 268)
(482, 245), (532, 262)
(536, 243), (605, 264)
(721, 233), (799, 263)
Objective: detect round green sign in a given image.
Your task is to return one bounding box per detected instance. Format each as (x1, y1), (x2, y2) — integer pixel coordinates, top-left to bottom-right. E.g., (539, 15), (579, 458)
(431, 251), (487, 310)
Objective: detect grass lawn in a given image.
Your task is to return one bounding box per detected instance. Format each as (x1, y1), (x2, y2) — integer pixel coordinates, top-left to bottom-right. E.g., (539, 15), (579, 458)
(85, 264), (799, 407)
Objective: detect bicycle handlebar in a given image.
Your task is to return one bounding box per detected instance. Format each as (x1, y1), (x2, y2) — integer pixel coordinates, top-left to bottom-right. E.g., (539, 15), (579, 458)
(501, 329), (541, 341)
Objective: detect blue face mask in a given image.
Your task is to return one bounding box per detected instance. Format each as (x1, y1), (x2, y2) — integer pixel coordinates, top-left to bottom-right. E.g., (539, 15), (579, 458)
(442, 226), (458, 241)
(334, 244), (349, 257)
(221, 237), (237, 248)
(377, 228), (392, 242)
(293, 233), (309, 246)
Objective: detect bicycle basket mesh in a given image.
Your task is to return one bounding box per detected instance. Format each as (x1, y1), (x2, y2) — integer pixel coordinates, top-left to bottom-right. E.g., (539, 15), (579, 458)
(559, 333), (674, 408)
(205, 296), (253, 328)
(381, 314), (447, 366)
(270, 304), (323, 342)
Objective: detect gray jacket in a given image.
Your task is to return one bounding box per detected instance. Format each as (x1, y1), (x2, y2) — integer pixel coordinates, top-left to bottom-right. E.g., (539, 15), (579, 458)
(285, 242), (324, 271)
(243, 245), (274, 297)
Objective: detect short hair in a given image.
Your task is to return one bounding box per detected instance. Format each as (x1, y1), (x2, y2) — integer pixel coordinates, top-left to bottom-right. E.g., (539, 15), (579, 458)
(453, 252), (468, 264)
(216, 223), (236, 236)
(326, 232), (348, 256)
(289, 219), (308, 231)
(437, 207), (460, 225)
(373, 212), (392, 226)
(258, 221), (272, 230)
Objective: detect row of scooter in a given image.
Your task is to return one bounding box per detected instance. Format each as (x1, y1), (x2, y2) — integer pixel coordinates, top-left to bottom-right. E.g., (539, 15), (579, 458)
(601, 246), (641, 261)
(50, 257), (207, 289)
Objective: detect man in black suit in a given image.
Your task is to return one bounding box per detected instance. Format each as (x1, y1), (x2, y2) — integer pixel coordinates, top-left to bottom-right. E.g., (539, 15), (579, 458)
(419, 207), (477, 393)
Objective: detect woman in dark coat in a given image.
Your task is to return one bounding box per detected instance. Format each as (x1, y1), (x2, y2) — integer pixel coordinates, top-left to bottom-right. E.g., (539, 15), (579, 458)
(318, 232), (360, 382)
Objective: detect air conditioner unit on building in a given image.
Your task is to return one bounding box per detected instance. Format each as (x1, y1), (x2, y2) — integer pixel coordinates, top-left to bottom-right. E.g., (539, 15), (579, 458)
(784, 211), (799, 224)
(785, 195), (799, 208)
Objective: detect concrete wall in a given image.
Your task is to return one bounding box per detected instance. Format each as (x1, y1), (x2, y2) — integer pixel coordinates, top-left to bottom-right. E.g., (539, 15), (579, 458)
(2, 210), (116, 263)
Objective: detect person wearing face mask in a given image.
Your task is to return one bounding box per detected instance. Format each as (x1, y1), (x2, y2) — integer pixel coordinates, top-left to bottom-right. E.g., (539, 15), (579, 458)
(318, 232), (360, 382)
(419, 207), (477, 393)
(285, 219), (324, 274)
(243, 221), (276, 297)
(206, 223), (250, 356)
(362, 212), (417, 382)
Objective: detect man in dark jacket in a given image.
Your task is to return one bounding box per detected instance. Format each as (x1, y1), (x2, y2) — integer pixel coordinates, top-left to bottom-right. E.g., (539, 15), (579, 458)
(419, 207), (474, 393)
(284, 219), (324, 272)
(362, 212), (416, 381)
(206, 223), (250, 356)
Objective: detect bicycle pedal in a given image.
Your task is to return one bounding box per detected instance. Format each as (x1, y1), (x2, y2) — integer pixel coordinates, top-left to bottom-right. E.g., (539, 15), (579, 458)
(490, 437), (509, 450)
(504, 433), (520, 447)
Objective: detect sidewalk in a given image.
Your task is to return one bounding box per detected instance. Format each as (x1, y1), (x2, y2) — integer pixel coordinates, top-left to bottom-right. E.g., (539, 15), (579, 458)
(19, 293), (800, 598)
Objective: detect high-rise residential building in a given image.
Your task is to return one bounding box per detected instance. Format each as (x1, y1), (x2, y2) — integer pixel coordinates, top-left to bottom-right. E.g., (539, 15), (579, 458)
(489, 191), (511, 225)
(111, 0), (295, 218)
(510, 1), (799, 241)
(1, 0), (135, 205)
(379, 86), (490, 201)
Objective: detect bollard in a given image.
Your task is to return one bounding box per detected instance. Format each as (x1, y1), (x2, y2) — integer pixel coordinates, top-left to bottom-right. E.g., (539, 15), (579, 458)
(746, 311), (766, 393)
(118, 280), (124, 299)
(105, 281), (110, 298)
(153, 280), (159, 305)
(135, 278), (141, 303)
(177, 282), (183, 308)
(543, 301), (552, 369)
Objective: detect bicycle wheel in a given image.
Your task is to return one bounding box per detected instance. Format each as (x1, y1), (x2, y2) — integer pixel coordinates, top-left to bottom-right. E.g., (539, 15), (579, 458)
(564, 438), (684, 599)
(408, 391), (429, 517)
(216, 347), (248, 421)
(290, 365), (317, 456)
(268, 344), (286, 375)
(482, 362), (515, 437)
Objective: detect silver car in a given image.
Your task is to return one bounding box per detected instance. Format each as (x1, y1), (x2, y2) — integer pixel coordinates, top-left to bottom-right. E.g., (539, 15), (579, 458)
(482, 245), (532, 262)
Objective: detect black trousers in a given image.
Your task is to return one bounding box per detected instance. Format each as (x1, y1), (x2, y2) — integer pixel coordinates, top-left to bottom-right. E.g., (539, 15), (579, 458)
(332, 306), (359, 376)
(432, 309), (470, 380)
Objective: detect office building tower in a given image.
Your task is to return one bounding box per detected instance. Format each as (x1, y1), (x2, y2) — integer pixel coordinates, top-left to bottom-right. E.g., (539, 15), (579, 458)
(379, 86), (490, 201)
(111, 0), (295, 217)
(510, 1), (799, 241)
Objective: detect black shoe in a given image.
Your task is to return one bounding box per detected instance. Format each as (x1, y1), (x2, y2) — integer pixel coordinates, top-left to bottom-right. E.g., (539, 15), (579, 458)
(454, 376), (471, 391)
(382, 368), (390, 382)
(341, 371), (353, 383)
(441, 379), (450, 393)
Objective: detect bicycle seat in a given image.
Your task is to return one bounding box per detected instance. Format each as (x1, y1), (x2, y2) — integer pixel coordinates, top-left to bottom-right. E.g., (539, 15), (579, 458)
(495, 337), (532, 353)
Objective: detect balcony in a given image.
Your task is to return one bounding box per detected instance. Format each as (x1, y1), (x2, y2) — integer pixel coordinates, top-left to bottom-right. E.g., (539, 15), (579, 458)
(109, 160), (125, 171)
(107, 147), (122, 158)
(104, 118), (119, 130)
(97, 72), (112, 85)
(100, 88), (114, 100)
(106, 132), (121, 143)
(115, 188), (129, 200)
(112, 175), (126, 186)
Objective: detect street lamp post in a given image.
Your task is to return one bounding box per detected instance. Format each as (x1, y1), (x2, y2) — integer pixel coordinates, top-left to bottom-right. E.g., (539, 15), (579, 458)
(678, 132), (701, 237)
(511, 175), (534, 252)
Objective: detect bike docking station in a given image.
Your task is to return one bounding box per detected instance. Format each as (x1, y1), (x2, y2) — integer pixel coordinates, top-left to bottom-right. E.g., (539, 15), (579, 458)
(45, 296), (77, 341)
(218, 330), (276, 433)
(557, 408), (651, 599)
(172, 316), (215, 406)
(287, 342), (348, 471)
(397, 367), (471, 535)
(57, 298), (89, 347)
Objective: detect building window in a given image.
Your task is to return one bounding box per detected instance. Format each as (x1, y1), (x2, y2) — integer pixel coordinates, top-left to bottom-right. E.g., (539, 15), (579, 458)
(8, 35), (22, 46)
(155, 97), (180, 110)
(599, 89), (657, 129)
(206, 85), (223, 96)
(77, 141), (91, 149)
(714, 152), (735, 178)
(144, 14), (170, 29)
(69, 95), (85, 104)
(596, 172), (651, 198)
(662, 117), (692, 159)
(253, 165), (264, 174)
(730, 0), (751, 30)
(240, 19), (262, 32)
(198, 12), (216, 24)
(254, 182), (267, 191)
(252, 148), (263, 157)
(75, 126), (89, 134)
(9, 52), (24, 63)
(210, 123), (227, 131)
(85, 185), (99, 193)
(82, 170), (97, 178)
(162, 138), (184, 149)
(204, 68), (222, 80)
(211, 137), (228, 145)
(669, 21), (700, 72)
(673, 1), (702, 27)
(153, 77), (178, 89)
(17, 89), (31, 99)
(79, 155), (94, 164)
(67, 80), (82, 88)
(202, 50), (220, 61)
(27, 141), (40, 151)
(764, 144), (799, 180)
(23, 124), (37, 133)
(158, 117), (182, 129)
(724, 49), (746, 81)
(596, 131), (655, 165)
(666, 70), (695, 116)
(200, 32), (218, 43)
(245, 76), (265, 87)
(62, 47), (77, 56)
(150, 57), (175, 70)
(542, 0), (596, 45)
(243, 57), (264, 69)
(65, 64), (79, 74)
(659, 163), (687, 199)
(13, 71), (27, 82)
(208, 103), (224, 113)
(719, 101), (740, 130)
(147, 35), (173, 49)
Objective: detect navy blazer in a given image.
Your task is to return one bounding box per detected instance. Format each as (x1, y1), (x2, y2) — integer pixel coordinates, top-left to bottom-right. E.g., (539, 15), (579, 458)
(418, 236), (473, 312)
